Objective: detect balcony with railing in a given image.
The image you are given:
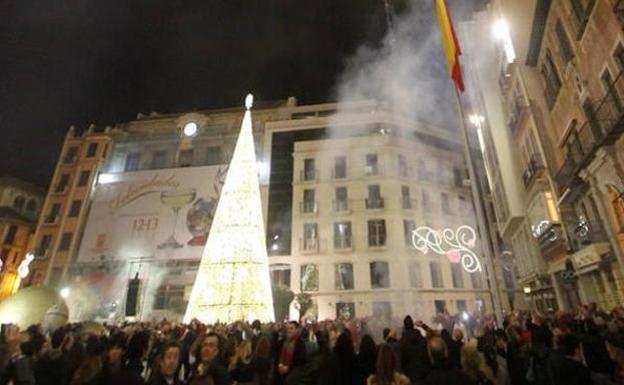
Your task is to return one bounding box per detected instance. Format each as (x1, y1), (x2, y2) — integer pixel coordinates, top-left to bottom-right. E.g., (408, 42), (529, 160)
(331, 168), (348, 179)
(43, 215), (58, 225)
(300, 169), (318, 182)
(300, 201), (318, 215)
(555, 71), (624, 194)
(508, 95), (529, 136)
(536, 223), (568, 261)
(364, 165), (382, 177)
(333, 200), (351, 213)
(401, 197), (417, 210)
(365, 197), (384, 210)
(333, 236), (352, 251)
(523, 154), (545, 189)
(300, 238), (320, 254)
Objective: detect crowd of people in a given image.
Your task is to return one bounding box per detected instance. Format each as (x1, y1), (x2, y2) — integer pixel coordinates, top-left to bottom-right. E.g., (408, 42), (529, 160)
(2, 303), (624, 385)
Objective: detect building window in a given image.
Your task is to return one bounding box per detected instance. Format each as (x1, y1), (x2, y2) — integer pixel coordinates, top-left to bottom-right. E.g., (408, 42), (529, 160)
(366, 185), (383, 209)
(77, 170), (91, 187)
(178, 149), (193, 167)
(372, 301), (392, 319)
(401, 185), (412, 209)
(453, 167), (464, 187)
(38, 235), (52, 256)
(55, 174), (70, 193)
(334, 222), (352, 249)
(457, 299), (468, 313)
(441, 193), (453, 215)
(206, 146), (222, 165)
(335, 263), (354, 290)
(334, 156), (347, 178)
(68, 200), (82, 217)
(542, 49), (562, 109)
(300, 264), (319, 292)
(422, 190), (432, 213)
(503, 268), (515, 289)
(0, 249), (8, 265)
(555, 20), (574, 64)
(45, 203), (61, 223)
(398, 154), (408, 177)
(409, 260), (422, 288)
(303, 223), (318, 251)
(86, 142), (98, 158)
(303, 158), (316, 181)
(58, 232), (73, 251)
(614, 43), (624, 73)
(434, 300), (447, 315)
(270, 265), (291, 287)
(3, 226), (17, 245)
(334, 187), (349, 212)
(417, 159), (432, 181)
(368, 219), (386, 247)
(365, 153), (380, 176)
(302, 189), (316, 213)
(64, 146), (78, 163)
(570, 0), (596, 39)
(451, 263), (464, 288)
(370, 261), (390, 289)
(430, 261), (444, 288)
(336, 302), (355, 320)
(25, 199), (37, 213)
(471, 271), (484, 289)
(124, 152), (141, 172)
(151, 150), (167, 169)
(13, 196), (25, 210)
(403, 220), (416, 247)
(601, 69), (623, 114)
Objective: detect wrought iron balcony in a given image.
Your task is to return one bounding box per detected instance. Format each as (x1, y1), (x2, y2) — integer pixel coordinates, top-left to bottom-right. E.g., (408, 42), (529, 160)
(300, 238), (319, 254)
(555, 71), (624, 195)
(365, 197), (384, 209)
(333, 236), (352, 250)
(333, 200), (351, 213)
(300, 169), (318, 182)
(364, 165), (382, 176)
(523, 154), (545, 189)
(508, 96), (529, 135)
(300, 201), (318, 214)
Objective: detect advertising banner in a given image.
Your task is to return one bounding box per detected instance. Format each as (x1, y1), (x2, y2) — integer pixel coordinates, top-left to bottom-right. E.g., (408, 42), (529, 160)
(77, 166), (226, 263)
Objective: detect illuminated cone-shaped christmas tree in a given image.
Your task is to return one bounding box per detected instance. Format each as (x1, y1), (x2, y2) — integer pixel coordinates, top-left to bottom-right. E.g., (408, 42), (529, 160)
(184, 94), (274, 324)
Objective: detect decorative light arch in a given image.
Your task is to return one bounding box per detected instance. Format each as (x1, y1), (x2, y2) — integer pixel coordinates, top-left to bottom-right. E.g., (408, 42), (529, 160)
(411, 225), (482, 273)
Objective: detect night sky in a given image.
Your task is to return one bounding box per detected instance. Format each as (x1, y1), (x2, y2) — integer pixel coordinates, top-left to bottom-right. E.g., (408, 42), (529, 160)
(1, 0), (480, 188)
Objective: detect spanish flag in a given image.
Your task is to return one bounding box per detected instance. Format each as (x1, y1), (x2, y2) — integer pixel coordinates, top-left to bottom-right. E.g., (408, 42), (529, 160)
(434, 0), (465, 92)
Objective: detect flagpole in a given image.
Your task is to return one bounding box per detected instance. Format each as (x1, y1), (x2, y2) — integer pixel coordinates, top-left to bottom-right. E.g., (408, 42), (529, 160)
(452, 86), (504, 325)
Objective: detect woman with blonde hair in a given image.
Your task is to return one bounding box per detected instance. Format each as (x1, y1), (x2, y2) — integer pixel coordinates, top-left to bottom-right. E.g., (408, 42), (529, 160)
(228, 339), (254, 385)
(461, 341), (493, 385)
(367, 344), (410, 385)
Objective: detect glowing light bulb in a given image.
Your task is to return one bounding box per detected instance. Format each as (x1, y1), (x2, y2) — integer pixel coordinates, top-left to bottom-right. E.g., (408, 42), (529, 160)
(60, 287), (70, 298)
(245, 94), (254, 110)
(183, 122), (198, 137)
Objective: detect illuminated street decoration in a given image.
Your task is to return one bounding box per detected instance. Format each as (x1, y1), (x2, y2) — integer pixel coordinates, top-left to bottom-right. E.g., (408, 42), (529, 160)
(411, 225), (482, 273)
(184, 94), (274, 324)
(531, 220), (551, 238)
(17, 253), (34, 278)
